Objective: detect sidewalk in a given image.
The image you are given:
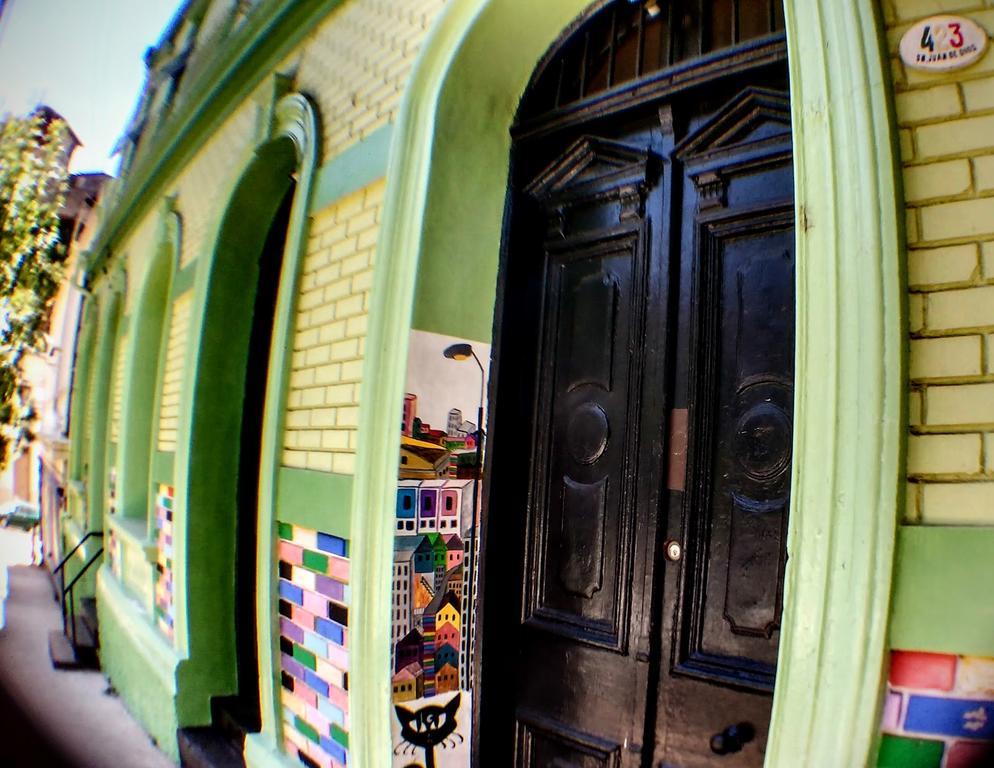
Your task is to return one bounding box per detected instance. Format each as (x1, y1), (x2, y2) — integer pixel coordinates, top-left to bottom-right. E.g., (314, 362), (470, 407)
(0, 526), (176, 767)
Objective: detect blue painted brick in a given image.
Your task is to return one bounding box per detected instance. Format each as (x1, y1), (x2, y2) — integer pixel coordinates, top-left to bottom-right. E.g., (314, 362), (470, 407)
(316, 532), (348, 557)
(315, 617), (345, 645)
(904, 695), (994, 740)
(317, 697), (345, 726)
(302, 630), (327, 658)
(320, 735), (348, 764)
(278, 579), (303, 606)
(303, 668), (330, 698)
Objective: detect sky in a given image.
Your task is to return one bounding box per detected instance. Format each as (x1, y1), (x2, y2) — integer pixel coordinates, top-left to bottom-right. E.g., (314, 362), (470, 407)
(0, 0), (181, 175)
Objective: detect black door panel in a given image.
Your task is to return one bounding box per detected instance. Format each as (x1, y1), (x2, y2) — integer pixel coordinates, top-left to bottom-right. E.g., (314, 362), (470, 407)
(482, 43), (793, 768)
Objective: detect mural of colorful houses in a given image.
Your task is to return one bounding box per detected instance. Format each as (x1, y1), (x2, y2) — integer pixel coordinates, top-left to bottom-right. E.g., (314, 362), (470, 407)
(390, 385), (484, 764)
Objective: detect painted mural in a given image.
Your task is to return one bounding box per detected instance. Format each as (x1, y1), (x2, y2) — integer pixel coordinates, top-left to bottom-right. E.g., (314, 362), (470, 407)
(278, 522), (352, 768)
(390, 330), (490, 768)
(879, 650), (994, 767)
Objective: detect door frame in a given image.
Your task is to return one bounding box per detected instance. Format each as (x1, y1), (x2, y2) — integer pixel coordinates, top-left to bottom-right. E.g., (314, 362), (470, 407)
(352, 1), (902, 765)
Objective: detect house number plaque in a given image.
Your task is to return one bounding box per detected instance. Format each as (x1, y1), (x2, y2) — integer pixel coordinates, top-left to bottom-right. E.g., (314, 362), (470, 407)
(900, 15), (989, 71)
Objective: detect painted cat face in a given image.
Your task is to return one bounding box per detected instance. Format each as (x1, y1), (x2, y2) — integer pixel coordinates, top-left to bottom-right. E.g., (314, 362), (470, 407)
(395, 693), (461, 748)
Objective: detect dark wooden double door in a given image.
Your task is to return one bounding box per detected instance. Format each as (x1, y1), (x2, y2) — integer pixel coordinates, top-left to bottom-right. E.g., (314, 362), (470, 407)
(481, 64), (795, 768)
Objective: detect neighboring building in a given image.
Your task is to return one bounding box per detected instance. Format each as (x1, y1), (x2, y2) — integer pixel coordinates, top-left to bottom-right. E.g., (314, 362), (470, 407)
(38, 0), (994, 766)
(0, 111), (88, 506)
(31, 172), (111, 572)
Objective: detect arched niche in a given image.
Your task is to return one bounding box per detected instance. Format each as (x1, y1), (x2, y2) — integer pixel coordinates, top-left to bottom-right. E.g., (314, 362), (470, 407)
(353, 1), (902, 765)
(66, 277), (122, 533)
(68, 297), (99, 493)
(172, 92), (319, 734)
(117, 203), (179, 529)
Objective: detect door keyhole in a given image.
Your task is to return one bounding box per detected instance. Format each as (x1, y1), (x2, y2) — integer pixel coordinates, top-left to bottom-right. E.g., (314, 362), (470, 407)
(709, 722), (756, 755)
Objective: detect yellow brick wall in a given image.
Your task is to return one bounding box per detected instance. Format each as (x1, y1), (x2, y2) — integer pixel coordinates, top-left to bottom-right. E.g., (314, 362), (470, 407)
(110, 333), (128, 445)
(158, 292), (194, 453)
(173, 98), (261, 269)
(281, 179), (384, 475)
(121, 216), (159, 317)
(884, 2), (994, 524)
(294, 0), (448, 159)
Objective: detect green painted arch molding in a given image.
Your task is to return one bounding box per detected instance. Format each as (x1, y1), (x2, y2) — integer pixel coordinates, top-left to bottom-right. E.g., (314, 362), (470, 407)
(354, 1), (902, 767)
(117, 201), (179, 527)
(85, 282), (124, 531)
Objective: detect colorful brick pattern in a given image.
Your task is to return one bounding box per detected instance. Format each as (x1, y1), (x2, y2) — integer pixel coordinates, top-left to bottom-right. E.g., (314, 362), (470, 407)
(157, 291), (193, 452)
(879, 650), (994, 767)
(107, 467), (117, 517)
(883, 3), (994, 524)
(278, 523), (351, 768)
(282, 179), (384, 475)
(154, 484), (175, 639)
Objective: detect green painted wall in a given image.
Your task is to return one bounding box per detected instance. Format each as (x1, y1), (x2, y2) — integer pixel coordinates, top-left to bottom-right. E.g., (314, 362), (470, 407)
(889, 525), (994, 657)
(97, 569), (181, 759)
(276, 467), (352, 536)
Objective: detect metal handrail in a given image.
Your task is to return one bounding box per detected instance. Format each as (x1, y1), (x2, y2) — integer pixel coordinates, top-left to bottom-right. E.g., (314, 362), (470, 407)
(52, 530), (103, 576)
(54, 529), (105, 655)
(60, 546), (104, 652)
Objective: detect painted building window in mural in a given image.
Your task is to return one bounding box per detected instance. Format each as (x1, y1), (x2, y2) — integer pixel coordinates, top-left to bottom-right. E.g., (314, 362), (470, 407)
(390, 331), (490, 767)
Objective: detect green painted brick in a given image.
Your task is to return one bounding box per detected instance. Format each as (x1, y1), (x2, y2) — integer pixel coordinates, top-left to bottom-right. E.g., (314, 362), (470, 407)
(331, 723), (349, 749)
(302, 550), (328, 574)
(877, 734), (944, 768)
(277, 522), (293, 540)
(295, 716), (320, 744)
(292, 644), (317, 671)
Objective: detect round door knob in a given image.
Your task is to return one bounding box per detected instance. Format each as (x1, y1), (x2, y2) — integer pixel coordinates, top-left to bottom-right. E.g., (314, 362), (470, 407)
(664, 540), (682, 562)
(709, 722), (755, 755)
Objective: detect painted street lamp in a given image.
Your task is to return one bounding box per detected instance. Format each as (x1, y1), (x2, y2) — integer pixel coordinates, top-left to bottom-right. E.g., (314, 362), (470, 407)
(441, 342), (484, 693)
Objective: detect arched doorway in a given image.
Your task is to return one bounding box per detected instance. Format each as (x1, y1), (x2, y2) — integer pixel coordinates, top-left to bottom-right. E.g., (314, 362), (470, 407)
(359, 0), (900, 765)
(482, 3), (794, 764)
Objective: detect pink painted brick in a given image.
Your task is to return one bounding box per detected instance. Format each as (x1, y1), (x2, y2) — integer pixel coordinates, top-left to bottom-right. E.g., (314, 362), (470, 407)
(297, 685), (317, 708)
(303, 589), (328, 617)
(327, 683), (349, 711)
(291, 604), (315, 632)
(882, 690), (903, 732)
(279, 541), (304, 565)
(327, 555), (350, 582)
(957, 656), (994, 698)
(889, 651), (957, 691)
(305, 702), (332, 736)
(946, 739), (994, 768)
(325, 643), (349, 672)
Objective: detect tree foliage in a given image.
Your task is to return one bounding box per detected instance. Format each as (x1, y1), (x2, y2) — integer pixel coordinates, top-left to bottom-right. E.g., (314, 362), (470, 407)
(0, 111), (70, 468)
